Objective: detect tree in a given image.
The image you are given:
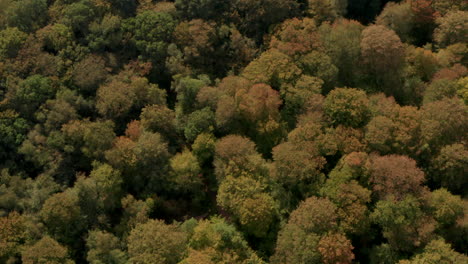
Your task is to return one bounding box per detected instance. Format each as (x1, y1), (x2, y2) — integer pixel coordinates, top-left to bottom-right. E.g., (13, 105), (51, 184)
(36, 23), (74, 53)
(86, 230), (127, 264)
(365, 106), (421, 157)
(398, 239), (468, 264)
(58, 0), (96, 34)
(299, 51), (338, 91)
(432, 0), (468, 16)
(411, 0), (439, 45)
(184, 217), (262, 263)
(431, 144), (468, 194)
(0, 212), (25, 262)
(105, 132), (171, 195)
(368, 155), (426, 200)
(86, 14), (123, 52)
(5, 0), (48, 32)
(39, 190), (85, 245)
(74, 163), (123, 226)
(184, 107), (215, 142)
(434, 11), (468, 48)
(217, 175), (277, 237)
(271, 197), (339, 264)
(317, 232), (354, 264)
(270, 18), (320, 58)
(96, 76), (166, 120)
(171, 19), (256, 76)
(61, 119), (116, 161)
(140, 104), (176, 140)
(115, 195), (153, 237)
(319, 19), (364, 86)
(271, 140), (326, 199)
(323, 87), (370, 128)
(306, 0), (338, 24)
(0, 110), (28, 159)
(191, 133), (216, 164)
(169, 149), (203, 196)
(242, 49), (302, 88)
(21, 236), (74, 264)
(428, 189), (464, 229)
(127, 219), (187, 264)
(9, 75), (56, 117)
(280, 75), (323, 127)
(420, 97), (468, 155)
(360, 25), (405, 95)
(320, 178), (371, 235)
(0, 27), (27, 60)
(371, 195), (435, 252)
(173, 75), (211, 115)
(123, 10), (176, 61)
(72, 54), (109, 93)
(213, 135), (268, 181)
(376, 1), (415, 43)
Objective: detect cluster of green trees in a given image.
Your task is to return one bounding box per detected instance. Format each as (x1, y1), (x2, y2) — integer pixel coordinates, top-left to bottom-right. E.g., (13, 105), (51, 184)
(0, 0), (467, 263)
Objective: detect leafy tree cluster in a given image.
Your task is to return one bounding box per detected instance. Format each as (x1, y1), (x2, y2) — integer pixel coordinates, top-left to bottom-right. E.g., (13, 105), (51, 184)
(0, 0), (467, 263)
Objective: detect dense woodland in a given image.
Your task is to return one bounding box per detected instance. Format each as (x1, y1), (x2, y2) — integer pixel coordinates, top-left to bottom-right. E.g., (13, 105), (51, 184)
(0, 0), (467, 263)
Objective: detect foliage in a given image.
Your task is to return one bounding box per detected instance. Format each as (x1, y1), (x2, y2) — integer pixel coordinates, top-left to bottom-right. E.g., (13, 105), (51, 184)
(127, 219), (187, 264)
(0, 0), (467, 263)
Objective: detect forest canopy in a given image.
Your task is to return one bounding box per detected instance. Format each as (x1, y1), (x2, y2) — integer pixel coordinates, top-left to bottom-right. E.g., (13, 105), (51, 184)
(0, 0), (467, 263)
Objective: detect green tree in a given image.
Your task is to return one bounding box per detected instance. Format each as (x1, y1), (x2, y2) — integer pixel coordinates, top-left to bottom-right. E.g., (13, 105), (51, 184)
(183, 217), (262, 263)
(0, 27), (27, 60)
(0, 110), (28, 159)
(191, 133), (216, 164)
(398, 239), (468, 264)
(140, 104), (176, 140)
(39, 190), (85, 245)
(360, 25), (405, 95)
(59, 0), (96, 33)
(74, 163), (123, 226)
(123, 10), (176, 61)
(169, 149), (203, 197)
(371, 195), (435, 252)
(127, 219), (187, 264)
(298, 51), (338, 92)
(323, 87), (370, 128)
(184, 107), (215, 142)
(86, 230), (127, 264)
(217, 175), (277, 237)
(431, 144), (468, 194)
(319, 19), (364, 86)
(428, 189), (464, 229)
(9, 75), (56, 117)
(105, 132), (171, 195)
(87, 14), (123, 52)
(5, 0), (48, 33)
(96, 76), (166, 120)
(242, 49), (302, 88)
(376, 1), (415, 43)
